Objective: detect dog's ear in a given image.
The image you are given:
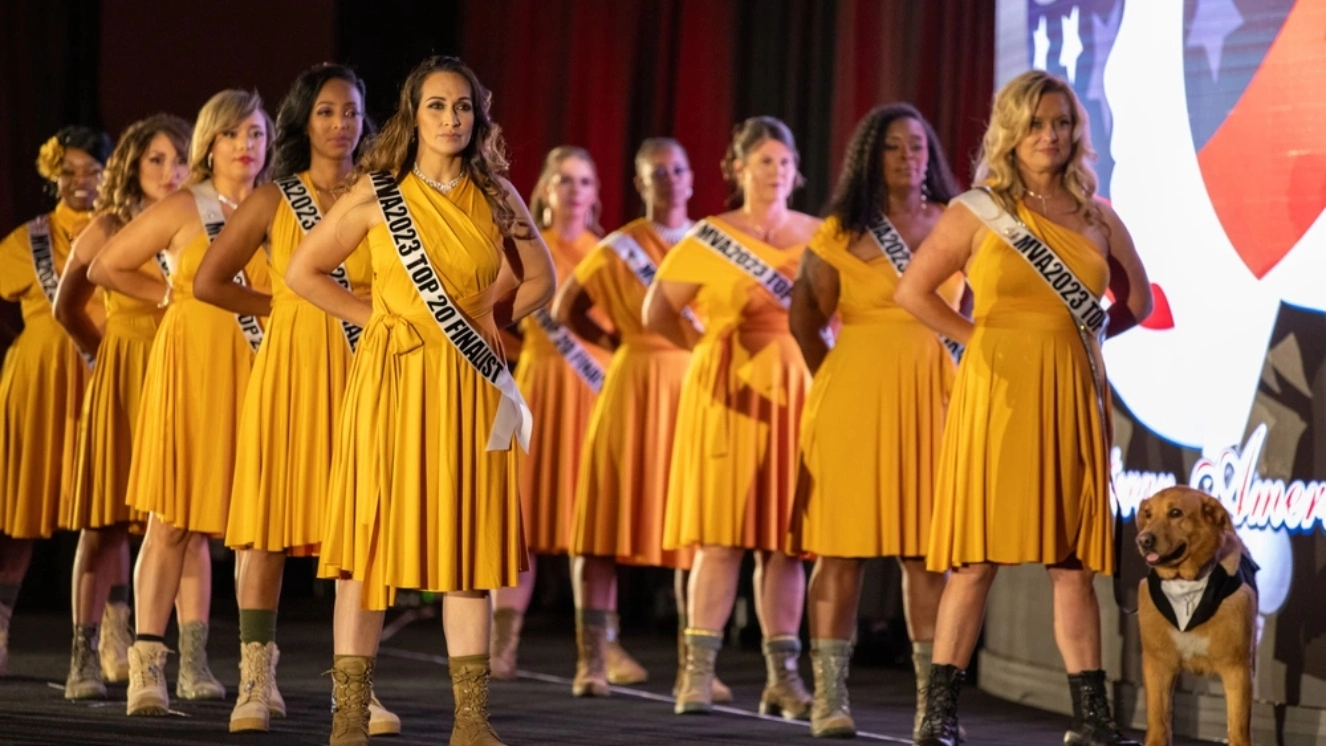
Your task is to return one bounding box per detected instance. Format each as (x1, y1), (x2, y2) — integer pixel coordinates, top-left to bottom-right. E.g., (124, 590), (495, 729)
(1200, 495), (1232, 532)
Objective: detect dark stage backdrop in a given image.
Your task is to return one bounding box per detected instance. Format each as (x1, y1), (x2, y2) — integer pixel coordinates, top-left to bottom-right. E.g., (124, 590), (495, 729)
(3, 0), (993, 236)
(0, 0), (993, 609)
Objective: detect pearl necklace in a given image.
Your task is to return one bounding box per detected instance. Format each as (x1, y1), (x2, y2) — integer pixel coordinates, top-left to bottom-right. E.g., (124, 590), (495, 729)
(413, 165), (462, 194)
(651, 220), (693, 246)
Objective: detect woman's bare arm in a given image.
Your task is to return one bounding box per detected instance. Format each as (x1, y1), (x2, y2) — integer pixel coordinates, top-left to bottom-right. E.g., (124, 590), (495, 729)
(285, 178), (375, 327)
(89, 191), (190, 304)
(895, 206), (981, 346)
(789, 250), (839, 374)
(53, 214), (115, 359)
(642, 279), (701, 351)
(194, 185), (278, 317)
(552, 275), (617, 352)
(1098, 200), (1152, 339)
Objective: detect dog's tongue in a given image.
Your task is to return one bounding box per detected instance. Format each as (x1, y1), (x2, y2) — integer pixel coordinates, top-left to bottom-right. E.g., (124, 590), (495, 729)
(1146, 552), (1160, 564)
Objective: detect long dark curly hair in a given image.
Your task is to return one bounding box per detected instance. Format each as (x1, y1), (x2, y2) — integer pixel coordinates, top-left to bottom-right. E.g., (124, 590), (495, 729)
(824, 103), (959, 237)
(270, 63), (374, 181)
(354, 55), (529, 239)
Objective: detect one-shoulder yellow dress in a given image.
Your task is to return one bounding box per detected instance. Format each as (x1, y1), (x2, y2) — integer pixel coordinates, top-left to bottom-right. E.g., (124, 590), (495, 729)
(63, 254), (164, 531)
(659, 218), (811, 552)
(570, 219), (693, 569)
(788, 216), (964, 558)
(0, 203), (99, 538)
(318, 175), (524, 611)
(513, 229), (610, 555)
(926, 201), (1114, 574)
(127, 203), (269, 535)
(226, 173), (372, 557)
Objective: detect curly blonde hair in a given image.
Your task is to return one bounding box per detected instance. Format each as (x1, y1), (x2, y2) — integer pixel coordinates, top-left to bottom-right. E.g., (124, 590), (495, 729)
(353, 56), (530, 240)
(94, 114), (192, 226)
(529, 145), (603, 236)
(188, 89), (273, 185)
(973, 70), (1101, 223)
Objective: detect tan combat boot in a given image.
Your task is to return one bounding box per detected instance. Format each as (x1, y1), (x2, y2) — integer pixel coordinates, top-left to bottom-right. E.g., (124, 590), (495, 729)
(572, 609), (609, 697)
(229, 641), (275, 732)
(176, 621), (226, 700)
(327, 655), (373, 746)
(126, 640), (171, 716)
(810, 638), (855, 738)
(64, 624), (107, 700)
(759, 634), (812, 720)
(449, 654), (506, 745)
(100, 602), (132, 682)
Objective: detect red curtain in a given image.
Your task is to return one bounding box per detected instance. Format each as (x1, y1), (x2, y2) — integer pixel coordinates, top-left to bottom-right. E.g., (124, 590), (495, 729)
(460, 0), (992, 230)
(462, 0), (737, 227)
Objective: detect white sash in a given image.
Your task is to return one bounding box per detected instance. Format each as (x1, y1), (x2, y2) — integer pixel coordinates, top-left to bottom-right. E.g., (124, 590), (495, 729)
(274, 175), (362, 352)
(604, 229), (701, 330)
(689, 219), (832, 345)
(28, 217), (93, 367)
(192, 182), (265, 353)
(27, 217), (58, 306)
(952, 188), (1111, 434)
(532, 309), (605, 393)
(369, 170), (531, 452)
(951, 190), (1108, 338)
(865, 212), (964, 364)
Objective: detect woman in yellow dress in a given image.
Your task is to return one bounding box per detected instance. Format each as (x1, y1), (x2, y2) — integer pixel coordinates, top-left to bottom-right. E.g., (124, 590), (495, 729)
(286, 55), (554, 746)
(0, 126), (111, 674)
(644, 116), (818, 719)
(191, 63), (399, 736)
(788, 103), (963, 739)
(895, 71), (1152, 746)
(52, 114), (191, 700)
(90, 89), (273, 717)
(557, 137), (728, 700)
(490, 145), (634, 682)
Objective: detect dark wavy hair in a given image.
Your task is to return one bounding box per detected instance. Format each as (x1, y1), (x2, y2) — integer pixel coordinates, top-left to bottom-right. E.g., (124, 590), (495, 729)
(354, 55), (529, 239)
(720, 116), (804, 208)
(270, 63), (374, 181)
(824, 103), (959, 237)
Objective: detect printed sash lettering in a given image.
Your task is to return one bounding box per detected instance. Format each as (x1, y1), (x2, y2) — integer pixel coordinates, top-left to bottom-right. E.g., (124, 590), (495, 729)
(952, 188), (1111, 438)
(604, 229), (701, 330)
(688, 219), (831, 345)
(865, 213), (964, 364)
(951, 190), (1107, 338)
(690, 220), (794, 307)
(192, 182), (265, 353)
(532, 309), (604, 393)
(369, 170), (531, 452)
(274, 175), (362, 352)
(28, 217), (93, 367)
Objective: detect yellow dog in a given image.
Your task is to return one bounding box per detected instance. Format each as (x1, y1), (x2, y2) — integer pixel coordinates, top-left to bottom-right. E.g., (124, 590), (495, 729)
(1135, 486), (1257, 746)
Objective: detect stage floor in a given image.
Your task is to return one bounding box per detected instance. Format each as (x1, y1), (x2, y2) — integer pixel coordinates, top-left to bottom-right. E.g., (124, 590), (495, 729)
(0, 599), (1198, 745)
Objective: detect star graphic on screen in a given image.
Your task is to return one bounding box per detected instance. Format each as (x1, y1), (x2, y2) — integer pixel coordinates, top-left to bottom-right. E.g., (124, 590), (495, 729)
(1059, 6), (1084, 83)
(1087, 0), (1124, 132)
(1033, 13), (1050, 71)
(1187, 0), (1244, 80)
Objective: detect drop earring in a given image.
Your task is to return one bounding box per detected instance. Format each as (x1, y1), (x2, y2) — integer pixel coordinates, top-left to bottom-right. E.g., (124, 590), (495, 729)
(206, 152), (213, 172)
(541, 207), (552, 227)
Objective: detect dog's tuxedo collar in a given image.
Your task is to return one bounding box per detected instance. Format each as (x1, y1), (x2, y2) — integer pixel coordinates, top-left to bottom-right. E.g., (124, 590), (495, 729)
(1147, 553), (1259, 631)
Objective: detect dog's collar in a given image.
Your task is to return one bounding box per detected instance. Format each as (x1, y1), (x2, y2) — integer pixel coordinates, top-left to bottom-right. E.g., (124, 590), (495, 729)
(1147, 553), (1258, 631)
